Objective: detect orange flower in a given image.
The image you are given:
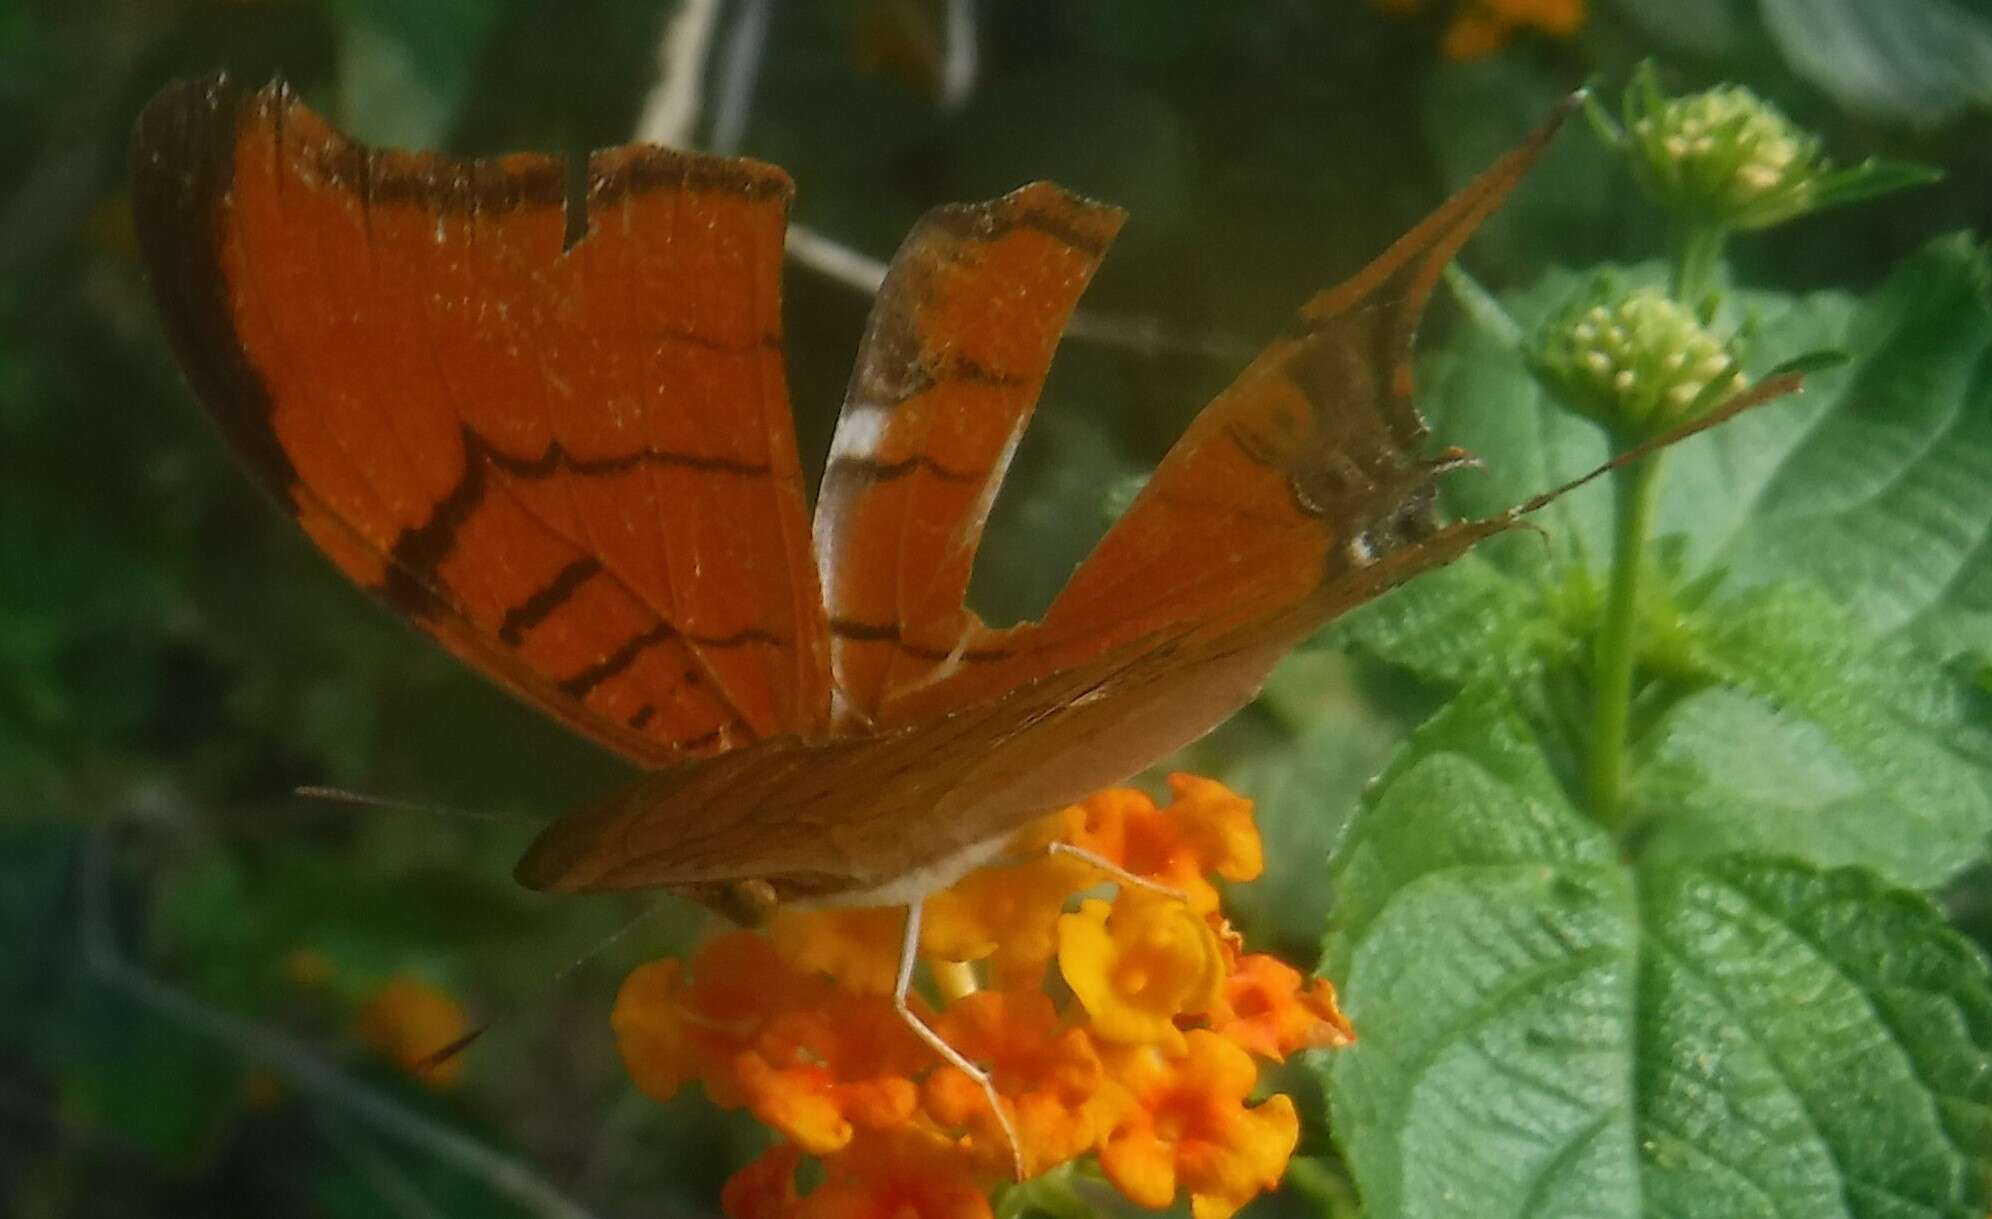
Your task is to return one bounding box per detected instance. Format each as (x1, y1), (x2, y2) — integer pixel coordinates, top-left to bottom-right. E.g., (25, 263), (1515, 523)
(736, 991), (929, 1154)
(615, 933), (820, 1107)
(1062, 777), (1262, 913)
(1053, 786), (1150, 866)
(613, 959), (702, 1103)
(1095, 1032), (1301, 1219)
(921, 990), (1103, 1174)
(801, 1126), (995, 1219)
(1163, 780), (1266, 896)
(768, 906), (904, 996)
(353, 973), (470, 1089)
(735, 1052), (919, 1156)
(1210, 954), (1356, 1061)
(1369, 0), (1587, 59)
(1057, 889), (1225, 1049)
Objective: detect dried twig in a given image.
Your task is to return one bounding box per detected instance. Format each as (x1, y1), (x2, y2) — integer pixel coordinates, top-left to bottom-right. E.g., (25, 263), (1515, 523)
(633, 0), (722, 147)
(634, 0), (1246, 362)
(939, 0), (979, 111)
(710, 0), (771, 155)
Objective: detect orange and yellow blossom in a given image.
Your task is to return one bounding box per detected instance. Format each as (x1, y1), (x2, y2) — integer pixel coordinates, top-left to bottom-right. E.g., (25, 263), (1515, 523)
(922, 990), (1103, 1174)
(1096, 1032), (1300, 1219)
(611, 776), (1354, 1217)
(1369, 0), (1586, 59)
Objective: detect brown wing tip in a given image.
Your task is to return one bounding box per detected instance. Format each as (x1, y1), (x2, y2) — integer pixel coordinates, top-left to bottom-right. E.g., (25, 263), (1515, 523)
(922, 180), (1128, 261)
(586, 142), (796, 219)
(513, 832), (583, 892)
(1000, 180), (1129, 250)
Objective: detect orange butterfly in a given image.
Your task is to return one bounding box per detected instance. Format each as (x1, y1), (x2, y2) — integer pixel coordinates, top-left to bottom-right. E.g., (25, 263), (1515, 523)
(133, 75), (1573, 919)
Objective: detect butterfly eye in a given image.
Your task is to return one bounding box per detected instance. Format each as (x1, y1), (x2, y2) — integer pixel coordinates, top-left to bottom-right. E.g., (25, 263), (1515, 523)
(1379, 482), (1442, 549)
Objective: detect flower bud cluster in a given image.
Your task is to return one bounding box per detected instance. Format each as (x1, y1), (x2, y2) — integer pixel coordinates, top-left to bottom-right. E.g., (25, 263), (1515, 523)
(1530, 280), (1745, 438)
(1624, 75), (1827, 231)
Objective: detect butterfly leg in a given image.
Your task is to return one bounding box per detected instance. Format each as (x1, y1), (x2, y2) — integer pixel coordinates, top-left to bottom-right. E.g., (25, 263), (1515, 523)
(893, 899), (1025, 1180)
(1047, 842), (1188, 902)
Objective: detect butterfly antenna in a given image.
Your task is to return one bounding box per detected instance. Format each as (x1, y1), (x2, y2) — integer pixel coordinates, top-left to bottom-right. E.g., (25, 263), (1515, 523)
(1511, 372), (1805, 519)
(407, 899), (676, 1080)
(292, 785), (535, 825)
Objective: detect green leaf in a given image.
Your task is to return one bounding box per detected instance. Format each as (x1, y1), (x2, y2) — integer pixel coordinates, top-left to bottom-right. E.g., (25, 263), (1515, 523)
(1324, 684), (1612, 966)
(1723, 236), (1992, 668)
(1332, 549), (1562, 686)
(325, 0), (522, 146)
(1635, 583), (1992, 888)
(57, 1002), (244, 1170)
(1758, 0), (1992, 126)
(1217, 655), (1403, 958)
(1600, 0), (1750, 60)
(1323, 686), (1992, 1219)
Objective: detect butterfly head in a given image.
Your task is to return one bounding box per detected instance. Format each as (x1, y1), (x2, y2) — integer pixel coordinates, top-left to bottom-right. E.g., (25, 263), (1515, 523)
(686, 878), (783, 927)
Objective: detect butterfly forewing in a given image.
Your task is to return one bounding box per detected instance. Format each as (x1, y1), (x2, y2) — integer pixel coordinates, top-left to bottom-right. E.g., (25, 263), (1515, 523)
(132, 77), (831, 765)
(813, 183), (1124, 728)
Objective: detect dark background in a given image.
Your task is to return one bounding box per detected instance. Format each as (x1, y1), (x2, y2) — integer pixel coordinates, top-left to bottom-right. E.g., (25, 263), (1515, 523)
(5, 1), (1988, 1215)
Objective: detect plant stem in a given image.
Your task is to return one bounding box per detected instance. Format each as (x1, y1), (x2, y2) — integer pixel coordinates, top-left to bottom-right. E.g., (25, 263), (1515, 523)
(1587, 453), (1663, 828)
(1671, 224), (1726, 304)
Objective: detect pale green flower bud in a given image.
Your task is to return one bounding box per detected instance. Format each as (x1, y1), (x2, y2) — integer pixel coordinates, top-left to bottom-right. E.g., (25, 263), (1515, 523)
(1529, 278), (1746, 438)
(1627, 77), (1822, 230)
(1614, 63), (1940, 233)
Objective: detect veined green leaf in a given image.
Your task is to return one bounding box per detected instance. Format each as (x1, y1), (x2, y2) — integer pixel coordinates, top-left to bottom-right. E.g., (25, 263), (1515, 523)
(1635, 583), (1992, 888)
(1323, 685), (1992, 1219)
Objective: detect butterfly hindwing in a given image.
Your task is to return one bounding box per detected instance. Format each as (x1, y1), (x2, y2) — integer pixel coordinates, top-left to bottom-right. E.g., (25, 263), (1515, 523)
(812, 183), (1124, 727)
(132, 76), (831, 765)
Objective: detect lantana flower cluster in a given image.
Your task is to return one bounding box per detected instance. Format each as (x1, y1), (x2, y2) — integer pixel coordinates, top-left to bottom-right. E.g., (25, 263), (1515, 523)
(1528, 277), (1746, 439)
(1624, 76), (1824, 231)
(1612, 63), (1939, 237)
(613, 775), (1353, 1219)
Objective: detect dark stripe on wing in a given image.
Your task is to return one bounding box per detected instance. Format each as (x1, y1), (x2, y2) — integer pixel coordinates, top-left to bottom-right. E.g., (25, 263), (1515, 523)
(824, 452), (978, 486)
(498, 556), (602, 645)
(826, 617), (1014, 663)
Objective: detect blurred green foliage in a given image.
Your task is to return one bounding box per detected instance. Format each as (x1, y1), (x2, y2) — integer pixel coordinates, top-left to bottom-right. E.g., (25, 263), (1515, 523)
(3, 1), (1990, 1216)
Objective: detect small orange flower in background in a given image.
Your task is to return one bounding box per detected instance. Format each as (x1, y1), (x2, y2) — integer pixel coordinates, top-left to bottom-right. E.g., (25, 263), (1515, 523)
(613, 776), (1354, 1219)
(1370, 0), (1587, 59)
(354, 973), (472, 1089)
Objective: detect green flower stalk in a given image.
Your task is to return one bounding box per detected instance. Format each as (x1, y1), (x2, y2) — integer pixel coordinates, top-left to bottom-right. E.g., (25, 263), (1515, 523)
(1528, 278), (1745, 441)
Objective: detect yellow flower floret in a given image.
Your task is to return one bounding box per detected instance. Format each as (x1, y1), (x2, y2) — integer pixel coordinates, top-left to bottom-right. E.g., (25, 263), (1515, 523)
(1056, 888), (1225, 1048)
